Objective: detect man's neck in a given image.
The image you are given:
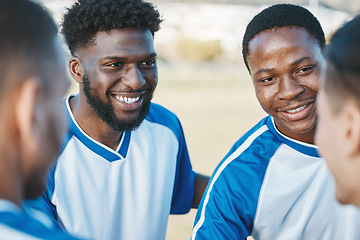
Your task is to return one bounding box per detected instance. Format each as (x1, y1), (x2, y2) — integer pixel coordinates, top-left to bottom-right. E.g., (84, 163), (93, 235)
(0, 158), (22, 208)
(69, 95), (123, 151)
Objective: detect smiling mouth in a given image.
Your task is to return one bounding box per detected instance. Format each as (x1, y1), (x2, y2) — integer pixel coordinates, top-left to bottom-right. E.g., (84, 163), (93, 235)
(114, 95), (141, 104)
(284, 104), (309, 114)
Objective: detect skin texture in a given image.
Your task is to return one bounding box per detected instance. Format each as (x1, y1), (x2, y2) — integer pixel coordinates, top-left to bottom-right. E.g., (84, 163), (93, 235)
(315, 66), (360, 207)
(0, 38), (69, 206)
(246, 27), (324, 144)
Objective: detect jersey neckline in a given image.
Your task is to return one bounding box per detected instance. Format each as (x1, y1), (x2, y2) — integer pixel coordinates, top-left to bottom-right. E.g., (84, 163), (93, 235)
(266, 116), (320, 158)
(65, 95), (131, 161)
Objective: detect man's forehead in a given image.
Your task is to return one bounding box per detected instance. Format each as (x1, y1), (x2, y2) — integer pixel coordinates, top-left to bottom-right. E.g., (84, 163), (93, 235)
(247, 27), (320, 61)
(77, 28), (155, 58)
(249, 27), (311, 49)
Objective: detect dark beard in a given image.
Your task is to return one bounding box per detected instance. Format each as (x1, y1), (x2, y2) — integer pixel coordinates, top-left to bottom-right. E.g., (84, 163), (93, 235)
(82, 75), (152, 132)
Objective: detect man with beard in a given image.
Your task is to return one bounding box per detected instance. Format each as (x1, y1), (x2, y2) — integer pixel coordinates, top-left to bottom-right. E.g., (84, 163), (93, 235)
(25, 0), (209, 239)
(0, 0), (81, 239)
(192, 4), (360, 240)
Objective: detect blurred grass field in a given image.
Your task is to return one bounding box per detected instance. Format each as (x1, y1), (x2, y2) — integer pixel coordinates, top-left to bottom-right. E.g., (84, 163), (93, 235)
(152, 62), (266, 239)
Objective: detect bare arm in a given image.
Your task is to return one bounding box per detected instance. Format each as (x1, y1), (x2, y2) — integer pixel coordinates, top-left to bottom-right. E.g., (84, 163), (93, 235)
(192, 173), (210, 208)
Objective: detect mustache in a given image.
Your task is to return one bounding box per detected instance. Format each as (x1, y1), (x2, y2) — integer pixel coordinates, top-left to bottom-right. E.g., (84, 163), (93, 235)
(108, 86), (152, 95)
(278, 96), (316, 108)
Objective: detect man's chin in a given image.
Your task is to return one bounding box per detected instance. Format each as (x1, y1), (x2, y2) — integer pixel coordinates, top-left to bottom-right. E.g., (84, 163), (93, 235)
(108, 112), (148, 132)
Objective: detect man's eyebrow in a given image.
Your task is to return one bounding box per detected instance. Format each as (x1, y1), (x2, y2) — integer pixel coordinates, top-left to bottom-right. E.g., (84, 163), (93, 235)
(255, 68), (275, 75)
(101, 53), (157, 61)
(254, 57), (313, 75)
(291, 57), (312, 66)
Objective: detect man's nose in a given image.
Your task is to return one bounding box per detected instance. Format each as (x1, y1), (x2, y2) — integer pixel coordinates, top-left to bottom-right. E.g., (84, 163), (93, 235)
(121, 65), (146, 90)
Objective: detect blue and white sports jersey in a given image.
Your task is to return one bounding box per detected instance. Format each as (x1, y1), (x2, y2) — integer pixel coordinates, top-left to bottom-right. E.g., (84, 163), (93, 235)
(192, 116), (360, 240)
(26, 95), (196, 240)
(0, 199), (80, 240)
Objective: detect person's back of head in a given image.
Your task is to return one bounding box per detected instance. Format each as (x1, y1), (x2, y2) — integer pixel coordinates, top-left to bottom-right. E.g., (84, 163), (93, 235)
(242, 4), (325, 73)
(62, 0), (163, 55)
(315, 15), (360, 207)
(323, 15), (360, 111)
(0, 0), (58, 91)
(0, 0), (69, 202)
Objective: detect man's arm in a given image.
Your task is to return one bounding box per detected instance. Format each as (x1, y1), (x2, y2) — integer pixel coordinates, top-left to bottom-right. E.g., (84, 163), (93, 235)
(192, 173), (210, 208)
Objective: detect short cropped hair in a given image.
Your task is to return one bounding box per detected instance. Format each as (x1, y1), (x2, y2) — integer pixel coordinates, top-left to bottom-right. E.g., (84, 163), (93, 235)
(242, 4), (325, 73)
(324, 15), (360, 113)
(0, 0), (58, 95)
(62, 0), (163, 55)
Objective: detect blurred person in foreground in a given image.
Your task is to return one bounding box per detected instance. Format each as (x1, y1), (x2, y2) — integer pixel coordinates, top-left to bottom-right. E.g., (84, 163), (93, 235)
(192, 4), (360, 240)
(25, 0), (209, 239)
(0, 0), (81, 239)
(316, 15), (360, 208)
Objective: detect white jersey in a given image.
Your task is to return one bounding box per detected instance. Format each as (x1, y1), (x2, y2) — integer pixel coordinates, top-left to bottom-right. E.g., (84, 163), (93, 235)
(0, 199), (80, 240)
(192, 116), (360, 240)
(25, 95), (196, 240)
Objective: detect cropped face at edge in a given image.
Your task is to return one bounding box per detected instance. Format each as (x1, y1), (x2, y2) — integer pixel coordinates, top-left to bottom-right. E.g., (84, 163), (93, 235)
(76, 28), (158, 132)
(316, 65), (360, 205)
(24, 37), (70, 199)
(246, 27), (324, 143)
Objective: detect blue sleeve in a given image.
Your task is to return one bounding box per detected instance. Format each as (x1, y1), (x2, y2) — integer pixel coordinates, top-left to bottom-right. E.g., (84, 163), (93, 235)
(146, 103), (196, 214)
(191, 122), (281, 239)
(191, 154), (254, 240)
(170, 119), (196, 214)
(0, 211), (81, 240)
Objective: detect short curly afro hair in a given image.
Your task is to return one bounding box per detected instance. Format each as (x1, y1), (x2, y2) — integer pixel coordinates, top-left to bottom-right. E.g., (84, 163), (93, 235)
(61, 0), (163, 55)
(242, 4), (325, 73)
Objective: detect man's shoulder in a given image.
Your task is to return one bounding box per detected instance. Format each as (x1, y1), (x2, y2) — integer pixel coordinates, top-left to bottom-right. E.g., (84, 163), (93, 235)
(0, 200), (79, 240)
(145, 102), (182, 131)
(233, 115), (276, 147)
(147, 102), (177, 120)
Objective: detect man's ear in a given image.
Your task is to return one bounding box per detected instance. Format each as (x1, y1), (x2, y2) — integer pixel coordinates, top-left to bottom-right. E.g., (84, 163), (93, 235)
(14, 78), (41, 150)
(69, 56), (84, 84)
(341, 102), (360, 159)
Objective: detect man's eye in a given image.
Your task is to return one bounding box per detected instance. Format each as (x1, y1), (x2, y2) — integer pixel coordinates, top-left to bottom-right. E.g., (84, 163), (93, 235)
(297, 66), (315, 74)
(141, 59), (156, 68)
(261, 77), (274, 83)
(106, 62), (124, 68)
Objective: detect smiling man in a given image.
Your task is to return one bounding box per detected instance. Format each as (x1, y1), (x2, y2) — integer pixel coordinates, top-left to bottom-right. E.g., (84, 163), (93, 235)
(192, 4), (360, 240)
(25, 0), (209, 240)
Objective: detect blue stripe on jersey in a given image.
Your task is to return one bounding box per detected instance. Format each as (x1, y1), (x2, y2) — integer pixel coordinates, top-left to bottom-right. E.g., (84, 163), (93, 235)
(0, 210), (79, 239)
(266, 117), (320, 157)
(118, 131), (131, 158)
(68, 114), (124, 162)
(147, 103), (196, 214)
(192, 116), (282, 239)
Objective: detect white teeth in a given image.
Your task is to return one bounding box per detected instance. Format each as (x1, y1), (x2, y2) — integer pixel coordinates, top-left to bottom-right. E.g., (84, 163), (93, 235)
(115, 95), (140, 104)
(286, 104), (308, 113)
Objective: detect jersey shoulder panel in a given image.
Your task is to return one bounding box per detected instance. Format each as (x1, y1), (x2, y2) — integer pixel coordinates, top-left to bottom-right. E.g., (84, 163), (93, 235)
(146, 103), (183, 138)
(266, 117), (319, 157)
(192, 116), (283, 239)
(0, 200), (80, 240)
